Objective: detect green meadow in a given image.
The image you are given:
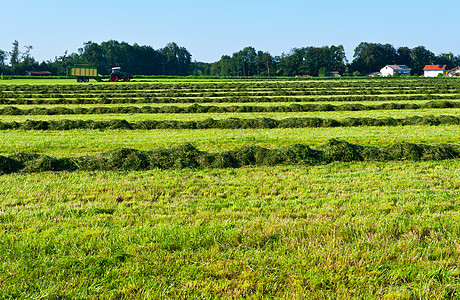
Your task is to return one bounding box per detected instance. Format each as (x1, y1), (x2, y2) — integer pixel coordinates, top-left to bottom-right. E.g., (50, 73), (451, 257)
(1, 77), (460, 298)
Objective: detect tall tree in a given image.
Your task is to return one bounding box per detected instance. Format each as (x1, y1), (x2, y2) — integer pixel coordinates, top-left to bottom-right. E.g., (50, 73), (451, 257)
(21, 45), (35, 65)
(352, 42), (396, 74)
(160, 42), (192, 75)
(240, 46), (257, 76)
(435, 53), (457, 69)
(0, 49), (7, 66)
(79, 41), (107, 72)
(411, 46), (434, 75)
(396, 47), (412, 67)
(10, 40), (20, 66)
(261, 52), (274, 76)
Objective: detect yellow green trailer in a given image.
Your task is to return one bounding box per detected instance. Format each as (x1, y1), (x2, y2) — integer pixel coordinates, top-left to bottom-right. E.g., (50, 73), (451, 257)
(67, 65), (102, 82)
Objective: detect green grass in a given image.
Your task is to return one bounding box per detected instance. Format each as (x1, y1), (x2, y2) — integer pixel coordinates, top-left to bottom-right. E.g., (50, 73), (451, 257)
(2, 77), (460, 298)
(3, 108), (460, 122)
(1, 161), (460, 298)
(1, 125), (460, 157)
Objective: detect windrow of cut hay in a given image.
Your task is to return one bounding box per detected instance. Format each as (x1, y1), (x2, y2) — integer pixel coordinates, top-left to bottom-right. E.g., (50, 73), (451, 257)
(1, 100), (460, 116)
(2, 78), (460, 105)
(2, 140), (460, 174)
(1, 80), (458, 95)
(2, 94), (460, 105)
(1, 115), (460, 130)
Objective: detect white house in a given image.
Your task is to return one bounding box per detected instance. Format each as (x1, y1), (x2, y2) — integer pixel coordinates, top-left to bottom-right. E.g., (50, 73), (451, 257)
(447, 67), (460, 77)
(423, 65), (446, 77)
(380, 65), (412, 77)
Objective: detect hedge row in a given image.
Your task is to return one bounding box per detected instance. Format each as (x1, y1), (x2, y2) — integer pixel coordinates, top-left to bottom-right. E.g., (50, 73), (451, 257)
(2, 140), (460, 174)
(1, 100), (459, 116)
(1, 115), (460, 130)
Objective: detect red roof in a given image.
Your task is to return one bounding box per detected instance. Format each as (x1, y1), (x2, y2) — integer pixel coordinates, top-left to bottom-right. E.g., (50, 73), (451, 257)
(423, 65), (446, 71)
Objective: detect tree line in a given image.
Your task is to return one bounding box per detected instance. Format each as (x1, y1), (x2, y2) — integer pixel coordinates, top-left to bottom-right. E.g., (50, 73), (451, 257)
(0, 40), (191, 76)
(1, 41), (459, 77)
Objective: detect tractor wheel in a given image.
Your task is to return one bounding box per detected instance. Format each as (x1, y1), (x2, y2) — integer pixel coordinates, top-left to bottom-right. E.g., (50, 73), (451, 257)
(83, 77), (89, 83)
(110, 74), (118, 82)
(123, 76), (130, 82)
(77, 77), (83, 83)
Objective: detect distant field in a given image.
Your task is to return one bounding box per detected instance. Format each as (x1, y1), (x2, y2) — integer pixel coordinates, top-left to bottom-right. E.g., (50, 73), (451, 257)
(1, 77), (460, 298)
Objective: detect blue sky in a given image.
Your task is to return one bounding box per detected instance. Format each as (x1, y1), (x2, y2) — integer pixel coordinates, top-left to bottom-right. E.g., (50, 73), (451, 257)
(2, 0), (459, 63)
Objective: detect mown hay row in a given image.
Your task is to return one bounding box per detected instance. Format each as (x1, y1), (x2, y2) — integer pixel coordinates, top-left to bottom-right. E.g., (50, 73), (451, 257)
(1, 100), (460, 116)
(1, 115), (460, 130)
(2, 94), (460, 105)
(1, 79), (459, 93)
(2, 140), (460, 174)
(2, 88), (458, 99)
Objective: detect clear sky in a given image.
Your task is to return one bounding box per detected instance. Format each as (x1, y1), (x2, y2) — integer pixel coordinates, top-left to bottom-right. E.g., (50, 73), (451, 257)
(2, 0), (459, 63)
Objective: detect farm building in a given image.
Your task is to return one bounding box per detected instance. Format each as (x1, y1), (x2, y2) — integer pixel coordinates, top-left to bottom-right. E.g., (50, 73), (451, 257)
(446, 67), (460, 77)
(366, 72), (381, 77)
(380, 65), (412, 77)
(326, 71), (341, 77)
(423, 65), (446, 77)
(25, 71), (52, 76)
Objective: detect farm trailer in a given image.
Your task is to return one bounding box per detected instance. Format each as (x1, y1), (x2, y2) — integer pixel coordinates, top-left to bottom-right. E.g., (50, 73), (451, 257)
(67, 65), (101, 82)
(67, 65), (133, 82)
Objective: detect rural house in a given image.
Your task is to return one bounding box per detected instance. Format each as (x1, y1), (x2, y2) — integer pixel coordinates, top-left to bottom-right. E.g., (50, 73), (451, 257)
(380, 65), (412, 77)
(366, 72), (381, 77)
(423, 65), (446, 77)
(447, 67), (460, 77)
(325, 71), (341, 77)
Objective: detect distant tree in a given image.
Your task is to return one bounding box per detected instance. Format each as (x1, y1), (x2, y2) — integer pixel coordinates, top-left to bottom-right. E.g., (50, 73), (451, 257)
(411, 46), (434, 75)
(0, 49), (7, 66)
(381, 43), (397, 65)
(435, 53), (457, 69)
(21, 45), (35, 66)
(212, 55), (232, 76)
(10, 40), (20, 66)
(191, 61), (211, 76)
(261, 52), (274, 76)
(396, 46), (412, 67)
(352, 42), (376, 74)
(352, 42), (396, 74)
(135, 44), (163, 75)
(22, 45), (33, 60)
(161, 42), (192, 75)
(276, 49), (303, 76)
(79, 41), (107, 73)
(240, 46), (257, 76)
(318, 67), (327, 77)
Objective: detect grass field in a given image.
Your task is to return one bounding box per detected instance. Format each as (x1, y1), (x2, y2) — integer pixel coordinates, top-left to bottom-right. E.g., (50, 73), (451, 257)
(1, 77), (460, 298)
